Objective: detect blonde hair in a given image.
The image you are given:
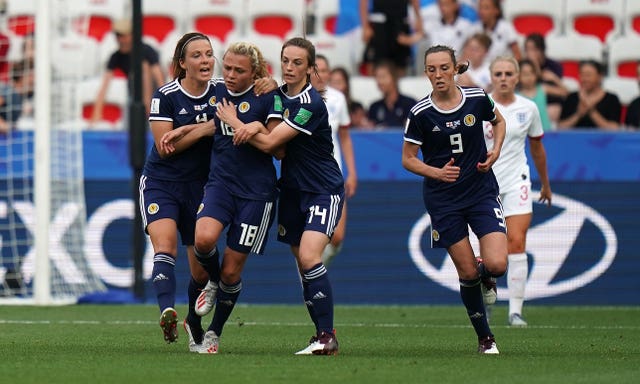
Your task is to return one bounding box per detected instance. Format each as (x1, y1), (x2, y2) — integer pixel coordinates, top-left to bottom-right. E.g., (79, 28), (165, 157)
(490, 55), (520, 74)
(223, 41), (270, 80)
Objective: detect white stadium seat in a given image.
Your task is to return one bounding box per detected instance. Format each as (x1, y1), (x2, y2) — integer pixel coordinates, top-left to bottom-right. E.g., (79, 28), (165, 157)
(545, 33), (604, 80)
(564, 0), (624, 43)
(246, 0), (306, 40)
(607, 35), (640, 78)
(350, 76), (382, 110)
(503, 0), (564, 37)
(186, 0), (247, 44)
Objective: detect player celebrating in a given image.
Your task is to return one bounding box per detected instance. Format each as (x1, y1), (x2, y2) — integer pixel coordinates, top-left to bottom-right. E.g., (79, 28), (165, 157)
(141, 32), (215, 345)
(161, 42), (281, 354)
(485, 56), (552, 326)
(402, 45), (508, 354)
(310, 54), (357, 265)
(220, 37), (344, 355)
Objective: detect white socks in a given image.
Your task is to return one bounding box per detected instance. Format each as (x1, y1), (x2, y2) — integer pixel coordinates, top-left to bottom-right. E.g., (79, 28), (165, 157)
(507, 253), (528, 315)
(321, 243), (342, 265)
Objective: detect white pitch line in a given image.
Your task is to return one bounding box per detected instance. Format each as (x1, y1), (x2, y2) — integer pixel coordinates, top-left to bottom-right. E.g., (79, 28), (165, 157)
(0, 319), (639, 330)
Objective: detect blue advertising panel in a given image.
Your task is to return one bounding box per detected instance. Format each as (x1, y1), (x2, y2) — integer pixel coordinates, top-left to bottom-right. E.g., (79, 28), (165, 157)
(1, 131), (638, 304)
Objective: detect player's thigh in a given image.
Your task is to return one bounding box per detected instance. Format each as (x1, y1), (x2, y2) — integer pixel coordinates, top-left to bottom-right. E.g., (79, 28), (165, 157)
(447, 237), (478, 280)
(147, 218), (179, 255)
(478, 232), (508, 274)
(505, 213), (532, 253)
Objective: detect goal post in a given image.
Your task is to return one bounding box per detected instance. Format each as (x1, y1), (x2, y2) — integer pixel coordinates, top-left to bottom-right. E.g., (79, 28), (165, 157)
(0, 0), (107, 304)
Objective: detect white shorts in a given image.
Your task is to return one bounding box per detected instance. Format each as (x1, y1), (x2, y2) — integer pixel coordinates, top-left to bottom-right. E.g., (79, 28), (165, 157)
(499, 179), (533, 217)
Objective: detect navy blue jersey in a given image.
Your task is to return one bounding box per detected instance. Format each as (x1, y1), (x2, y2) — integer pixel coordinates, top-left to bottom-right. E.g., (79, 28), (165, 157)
(209, 78), (281, 201)
(144, 79), (215, 181)
(277, 84), (344, 194)
(404, 86), (499, 214)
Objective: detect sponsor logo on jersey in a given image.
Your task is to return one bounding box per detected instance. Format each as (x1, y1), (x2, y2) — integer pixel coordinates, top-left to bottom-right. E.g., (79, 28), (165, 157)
(194, 103), (208, 111)
(178, 108), (188, 115)
(294, 108), (312, 125)
(150, 98), (160, 114)
(147, 203), (159, 215)
(238, 102), (250, 113)
(408, 192), (617, 300)
(432, 126), (441, 132)
(274, 95), (283, 112)
(463, 114), (476, 126)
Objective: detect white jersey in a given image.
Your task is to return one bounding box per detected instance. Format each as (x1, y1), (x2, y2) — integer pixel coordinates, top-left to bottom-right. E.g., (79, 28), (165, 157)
(324, 86), (351, 172)
(472, 18), (519, 64)
(484, 94), (544, 191)
(423, 16), (474, 53)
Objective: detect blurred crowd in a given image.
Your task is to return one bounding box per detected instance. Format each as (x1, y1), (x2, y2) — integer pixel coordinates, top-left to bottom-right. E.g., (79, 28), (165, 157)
(0, 0), (638, 132)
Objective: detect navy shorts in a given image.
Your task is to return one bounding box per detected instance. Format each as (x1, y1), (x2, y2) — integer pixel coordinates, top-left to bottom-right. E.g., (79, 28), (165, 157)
(430, 195), (506, 249)
(198, 182), (276, 255)
(277, 188), (344, 246)
(139, 175), (205, 246)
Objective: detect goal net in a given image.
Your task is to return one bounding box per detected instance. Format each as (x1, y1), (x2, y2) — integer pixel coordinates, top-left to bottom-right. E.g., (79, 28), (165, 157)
(0, 0), (107, 304)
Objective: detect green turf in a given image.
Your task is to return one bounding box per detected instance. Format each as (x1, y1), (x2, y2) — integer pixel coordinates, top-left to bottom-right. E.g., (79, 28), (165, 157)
(0, 305), (638, 384)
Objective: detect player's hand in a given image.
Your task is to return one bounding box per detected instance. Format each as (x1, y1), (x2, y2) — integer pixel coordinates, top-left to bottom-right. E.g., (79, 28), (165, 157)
(477, 150), (499, 172)
(232, 123), (260, 145)
(440, 158), (460, 182)
(539, 185), (552, 207)
(160, 128), (186, 153)
(345, 173), (357, 198)
(254, 77), (278, 96)
(216, 98), (237, 126)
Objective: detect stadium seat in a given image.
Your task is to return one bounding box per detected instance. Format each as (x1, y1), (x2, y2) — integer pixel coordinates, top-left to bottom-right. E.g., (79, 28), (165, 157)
(603, 76), (639, 124)
(6, 0), (36, 36)
(314, 0), (340, 35)
(246, 0), (306, 40)
(603, 76), (638, 106)
(503, 0), (564, 37)
(545, 34), (604, 80)
(607, 35), (640, 78)
(186, 0), (247, 44)
(141, 0), (182, 46)
(51, 33), (101, 78)
(78, 76), (128, 129)
(399, 76), (433, 102)
(350, 76), (382, 110)
(565, 0), (624, 43)
(308, 31), (357, 75)
(69, 0), (126, 42)
(623, 0), (640, 36)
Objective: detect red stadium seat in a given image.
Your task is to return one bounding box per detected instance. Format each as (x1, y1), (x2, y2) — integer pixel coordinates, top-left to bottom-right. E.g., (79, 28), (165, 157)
(546, 34), (604, 80)
(187, 0), (246, 44)
(503, 0), (564, 37)
(247, 0), (306, 40)
(565, 0), (624, 43)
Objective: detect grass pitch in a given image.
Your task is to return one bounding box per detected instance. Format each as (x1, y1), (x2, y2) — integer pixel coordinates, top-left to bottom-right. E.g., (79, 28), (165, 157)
(0, 304), (638, 384)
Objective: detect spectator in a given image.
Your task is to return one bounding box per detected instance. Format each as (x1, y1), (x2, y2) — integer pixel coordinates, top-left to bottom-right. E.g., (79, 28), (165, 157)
(473, 0), (521, 63)
(456, 33), (492, 92)
(0, 31), (10, 82)
(558, 60), (621, 130)
(0, 61), (24, 133)
(422, 0), (474, 54)
(517, 59), (553, 131)
(359, 0), (424, 77)
(367, 60), (417, 128)
(329, 66), (373, 128)
(624, 61), (640, 130)
(523, 33), (568, 125)
(91, 18), (165, 126)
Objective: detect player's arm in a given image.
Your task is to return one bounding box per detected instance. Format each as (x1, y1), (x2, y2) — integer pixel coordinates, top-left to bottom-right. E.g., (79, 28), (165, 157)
(157, 120), (216, 156)
(529, 137), (552, 206)
(338, 124), (357, 198)
(90, 71), (113, 125)
(402, 141), (460, 183)
(478, 108), (506, 172)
